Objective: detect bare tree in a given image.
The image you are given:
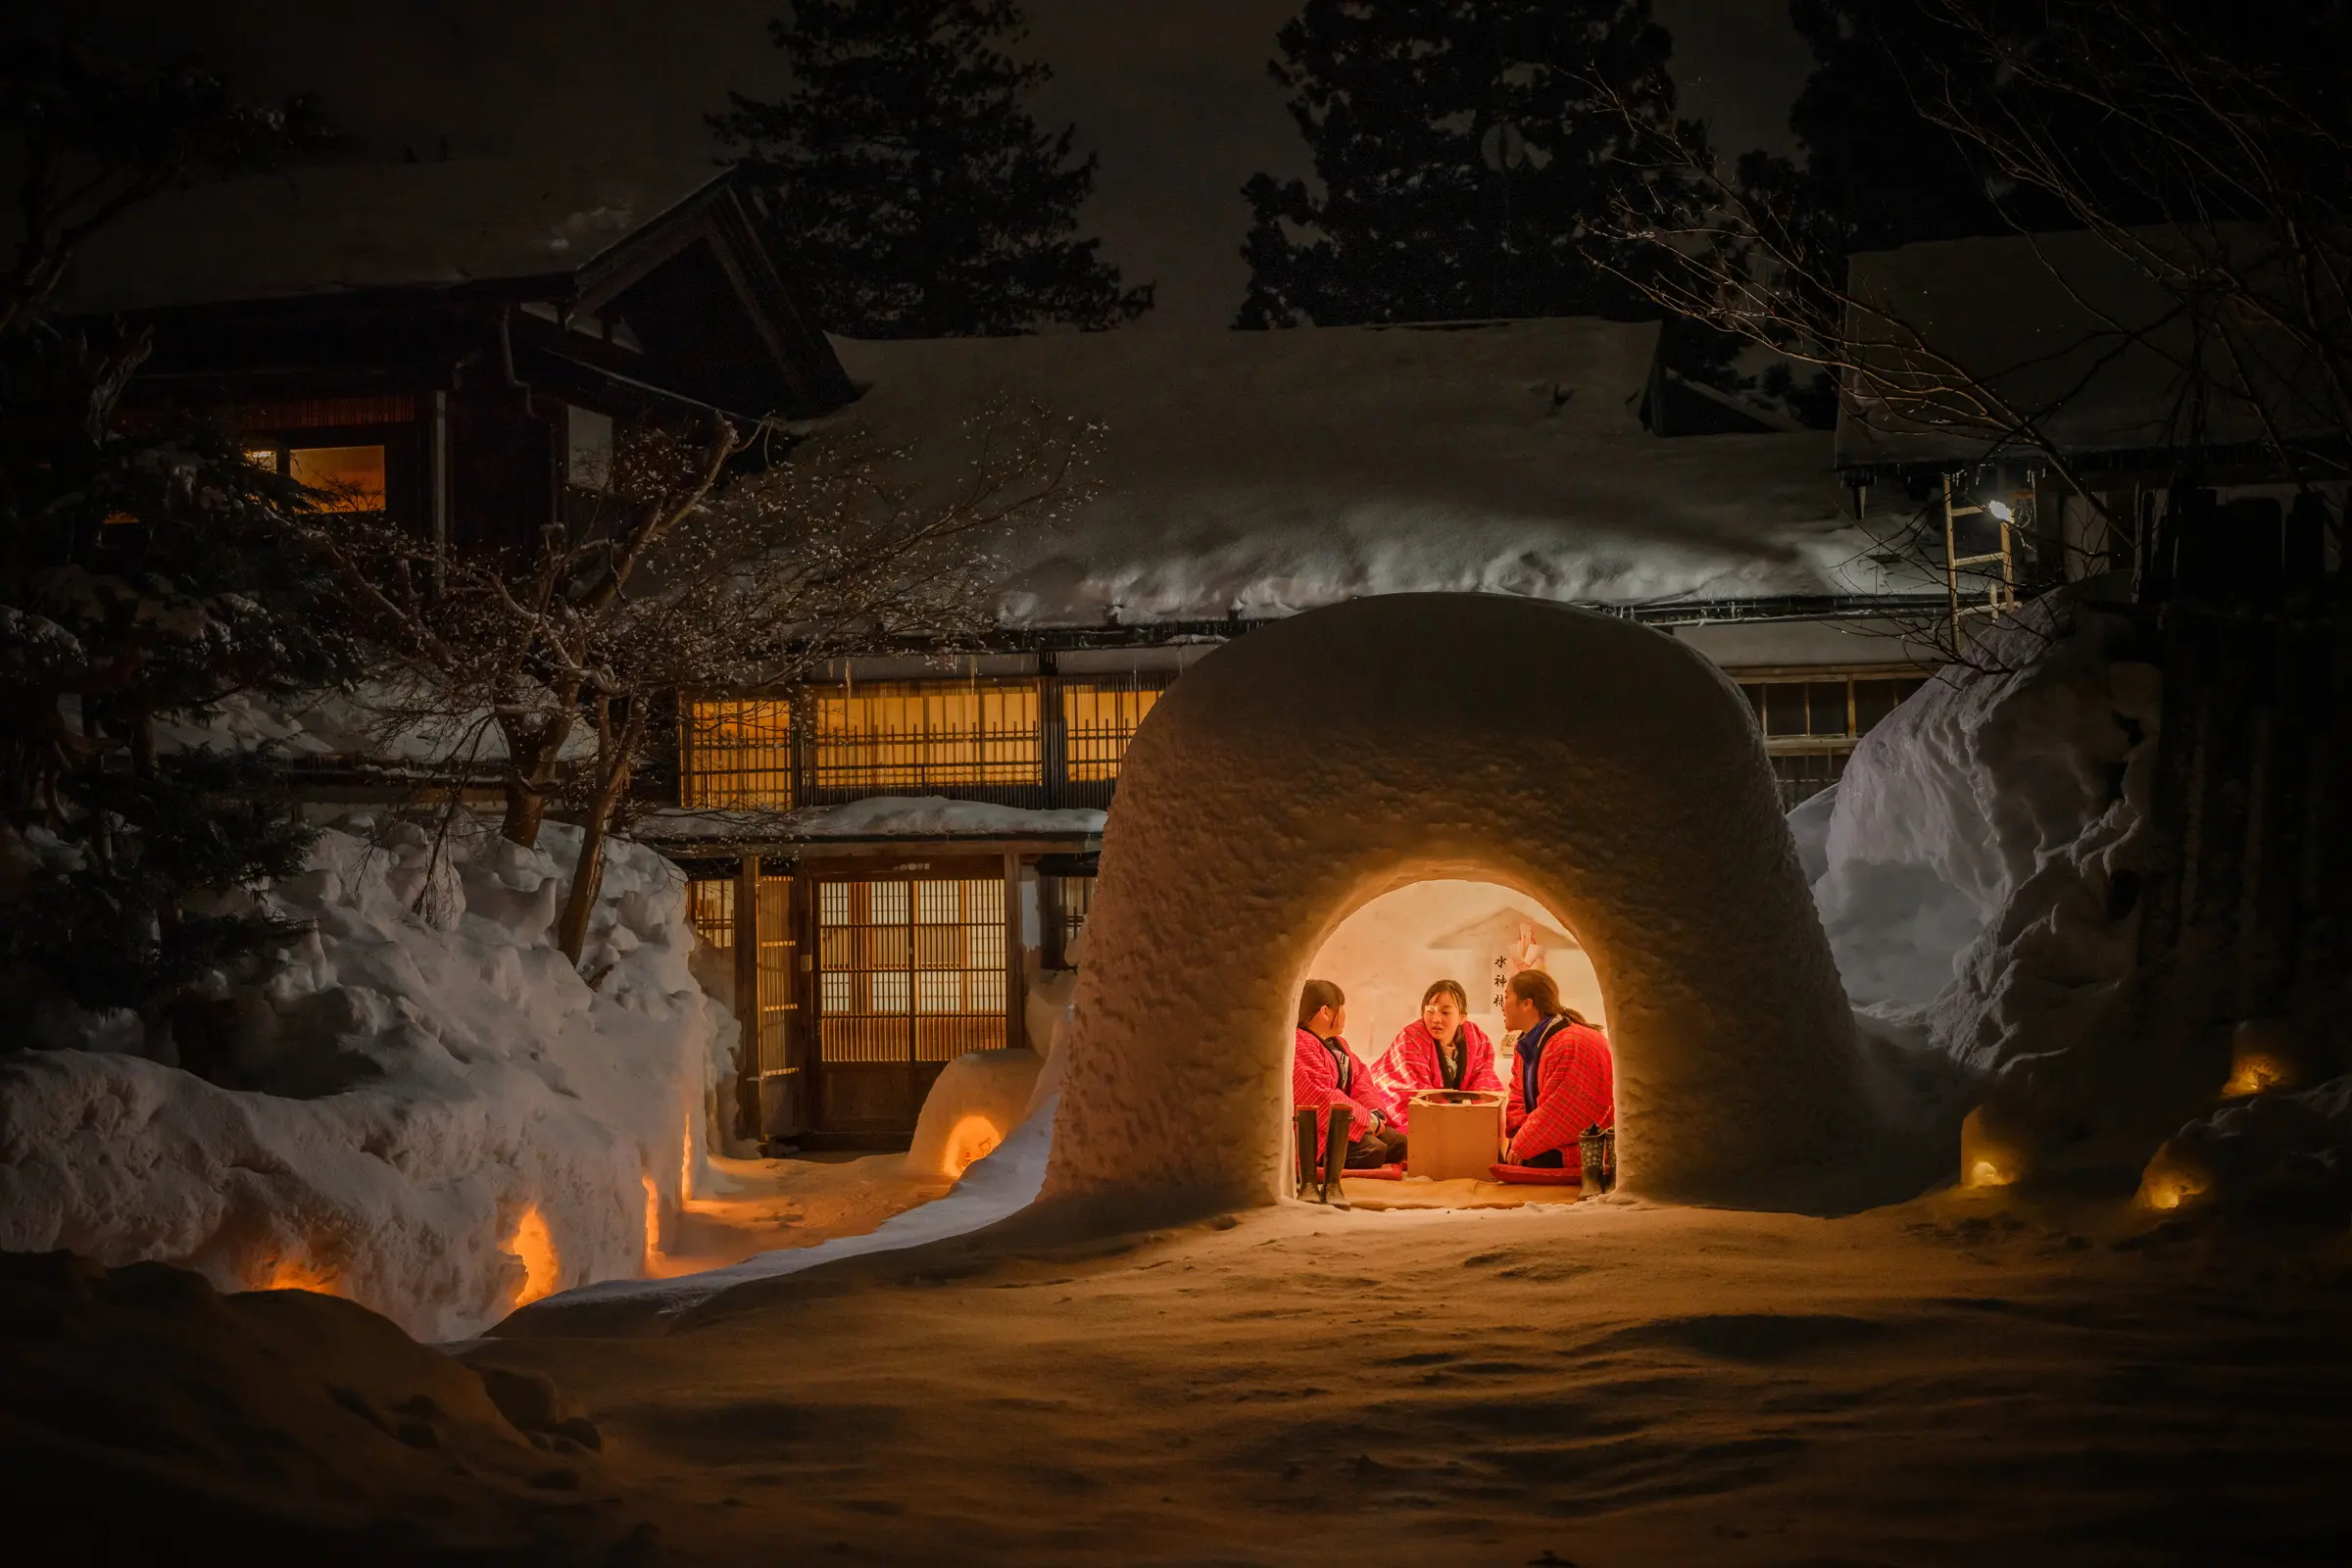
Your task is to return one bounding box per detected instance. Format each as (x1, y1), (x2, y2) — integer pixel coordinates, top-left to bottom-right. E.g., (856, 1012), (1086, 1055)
(1591, 0), (2352, 1139)
(313, 400), (1094, 963)
(1592, 1), (2348, 571)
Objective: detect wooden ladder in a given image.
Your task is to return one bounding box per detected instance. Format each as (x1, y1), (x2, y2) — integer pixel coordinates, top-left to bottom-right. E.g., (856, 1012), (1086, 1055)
(1943, 473), (2021, 645)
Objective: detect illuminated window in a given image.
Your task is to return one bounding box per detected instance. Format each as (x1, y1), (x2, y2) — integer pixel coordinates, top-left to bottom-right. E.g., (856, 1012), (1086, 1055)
(287, 445), (386, 512)
(682, 700), (794, 808)
(808, 681), (1042, 792)
(686, 879), (734, 948)
(244, 447), (281, 472)
(816, 877), (1005, 1064)
(1061, 682), (1160, 781)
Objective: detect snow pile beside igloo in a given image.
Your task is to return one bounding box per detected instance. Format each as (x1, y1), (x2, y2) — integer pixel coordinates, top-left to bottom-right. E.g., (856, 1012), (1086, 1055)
(1812, 598), (2165, 1168)
(2137, 1074), (2352, 1216)
(0, 821), (730, 1342)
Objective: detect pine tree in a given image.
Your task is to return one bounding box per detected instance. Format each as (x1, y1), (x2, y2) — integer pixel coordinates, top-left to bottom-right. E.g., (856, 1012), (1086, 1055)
(1782, 1), (2169, 255)
(1, 40), (350, 1044)
(1236, 0), (1679, 327)
(713, 0), (1152, 337)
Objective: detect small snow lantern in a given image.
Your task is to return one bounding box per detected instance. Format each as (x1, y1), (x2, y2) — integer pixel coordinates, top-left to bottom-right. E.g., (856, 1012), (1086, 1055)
(1958, 1105), (2022, 1189)
(2223, 1019), (2301, 1099)
(2133, 1143), (2213, 1212)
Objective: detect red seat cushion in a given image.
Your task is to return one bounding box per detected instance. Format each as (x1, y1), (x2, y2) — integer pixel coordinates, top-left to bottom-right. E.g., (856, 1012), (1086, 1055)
(1346, 1163), (1406, 1181)
(1488, 1162), (1583, 1186)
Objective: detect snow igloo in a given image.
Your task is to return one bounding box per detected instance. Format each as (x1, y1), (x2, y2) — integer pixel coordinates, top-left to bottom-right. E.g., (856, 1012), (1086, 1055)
(1043, 594), (1879, 1217)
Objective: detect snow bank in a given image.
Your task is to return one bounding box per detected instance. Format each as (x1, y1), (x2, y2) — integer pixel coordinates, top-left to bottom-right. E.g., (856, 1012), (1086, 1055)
(2136, 1074), (2352, 1217)
(1048, 593), (1906, 1218)
(0, 819), (731, 1342)
(1811, 598), (2167, 1175)
(506, 1094), (1057, 1334)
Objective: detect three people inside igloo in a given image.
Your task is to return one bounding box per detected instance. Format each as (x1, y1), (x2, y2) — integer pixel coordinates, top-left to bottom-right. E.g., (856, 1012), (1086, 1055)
(1290, 970), (1616, 1181)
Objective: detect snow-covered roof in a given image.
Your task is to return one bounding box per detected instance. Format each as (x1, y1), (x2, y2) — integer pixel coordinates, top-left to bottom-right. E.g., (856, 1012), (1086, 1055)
(1838, 224), (2334, 471)
(54, 160), (730, 314)
(830, 318), (1932, 629)
(637, 798), (1105, 848)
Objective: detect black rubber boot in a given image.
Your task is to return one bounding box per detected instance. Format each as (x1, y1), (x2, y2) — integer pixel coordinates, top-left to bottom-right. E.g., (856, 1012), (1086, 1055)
(1295, 1109), (1322, 1199)
(1321, 1107), (1351, 1200)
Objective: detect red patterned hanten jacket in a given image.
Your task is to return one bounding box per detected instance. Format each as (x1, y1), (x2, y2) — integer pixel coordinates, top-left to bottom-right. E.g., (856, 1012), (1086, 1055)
(1504, 1019), (1615, 1164)
(1368, 1020), (1502, 1135)
(1292, 1027), (1389, 1147)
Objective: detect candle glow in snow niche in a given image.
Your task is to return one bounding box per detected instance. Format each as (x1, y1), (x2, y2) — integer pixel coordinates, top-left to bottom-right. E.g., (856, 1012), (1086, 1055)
(1039, 594), (1896, 1221)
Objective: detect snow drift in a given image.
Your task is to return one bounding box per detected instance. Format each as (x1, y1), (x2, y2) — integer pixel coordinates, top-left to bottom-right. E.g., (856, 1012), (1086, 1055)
(0, 819), (729, 1342)
(1810, 597), (2180, 1177)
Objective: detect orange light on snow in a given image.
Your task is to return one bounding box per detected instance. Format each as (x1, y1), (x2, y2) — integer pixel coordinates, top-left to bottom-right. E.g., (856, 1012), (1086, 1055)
(2223, 1053), (2293, 1098)
(642, 1172), (663, 1260)
(1966, 1159), (2013, 1189)
(506, 1204), (561, 1306)
(940, 1112), (1004, 1179)
(259, 1255), (340, 1294)
(2133, 1148), (2210, 1213)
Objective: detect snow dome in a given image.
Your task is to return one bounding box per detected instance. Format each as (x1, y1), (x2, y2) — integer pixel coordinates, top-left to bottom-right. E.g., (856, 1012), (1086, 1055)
(1043, 593), (1879, 1215)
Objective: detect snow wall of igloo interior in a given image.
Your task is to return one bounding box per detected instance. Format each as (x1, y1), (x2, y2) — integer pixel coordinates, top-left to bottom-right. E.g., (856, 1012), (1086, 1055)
(1044, 594), (1900, 1218)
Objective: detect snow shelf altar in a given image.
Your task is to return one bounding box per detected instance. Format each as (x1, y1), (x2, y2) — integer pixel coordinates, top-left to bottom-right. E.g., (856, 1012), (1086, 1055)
(1044, 592), (1921, 1218)
(0, 819), (731, 1342)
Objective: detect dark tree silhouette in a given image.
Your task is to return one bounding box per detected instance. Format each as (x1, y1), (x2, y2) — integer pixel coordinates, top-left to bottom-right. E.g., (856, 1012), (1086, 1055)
(1235, 0), (1681, 327)
(713, 0), (1151, 337)
(0, 38), (349, 1038)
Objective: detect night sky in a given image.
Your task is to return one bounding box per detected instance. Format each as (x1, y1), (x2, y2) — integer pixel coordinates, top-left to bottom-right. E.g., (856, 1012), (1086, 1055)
(81, 1), (1812, 327)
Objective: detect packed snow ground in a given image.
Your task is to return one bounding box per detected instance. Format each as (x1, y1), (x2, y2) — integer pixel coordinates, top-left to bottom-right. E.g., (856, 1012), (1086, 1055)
(0, 817), (729, 1341)
(467, 1193), (2352, 1565)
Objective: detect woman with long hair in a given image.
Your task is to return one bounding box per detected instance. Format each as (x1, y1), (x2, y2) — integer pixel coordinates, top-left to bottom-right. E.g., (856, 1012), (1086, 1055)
(1368, 979), (1501, 1137)
(1499, 968), (1614, 1168)
(1291, 978), (1405, 1169)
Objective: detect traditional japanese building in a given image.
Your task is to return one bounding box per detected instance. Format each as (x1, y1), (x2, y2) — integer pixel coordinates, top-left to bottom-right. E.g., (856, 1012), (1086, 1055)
(636, 317), (1951, 1147)
(54, 157), (855, 559)
(60, 171), (1973, 1149)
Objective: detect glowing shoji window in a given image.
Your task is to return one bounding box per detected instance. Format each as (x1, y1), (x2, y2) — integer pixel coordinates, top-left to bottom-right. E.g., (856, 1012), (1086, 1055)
(816, 877), (1006, 1064)
(682, 700), (794, 808)
(1060, 682), (1161, 782)
(808, 682), (1042, 792)
(686, 879), (734, 949)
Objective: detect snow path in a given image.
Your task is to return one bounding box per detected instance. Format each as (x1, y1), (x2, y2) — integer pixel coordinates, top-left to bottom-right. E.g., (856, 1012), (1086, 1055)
(504, 1098), (1058, 1334)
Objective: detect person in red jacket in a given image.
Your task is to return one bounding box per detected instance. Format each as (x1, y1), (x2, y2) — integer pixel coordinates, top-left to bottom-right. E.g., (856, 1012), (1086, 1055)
(1292, 979), (1404, 1168)
(1368, 978), (1502, 1137)
(1500, 968), (1614, 1168)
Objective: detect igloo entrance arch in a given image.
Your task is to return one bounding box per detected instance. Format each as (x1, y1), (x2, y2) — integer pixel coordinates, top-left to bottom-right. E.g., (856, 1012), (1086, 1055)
(1043, 594), (1879, 1219)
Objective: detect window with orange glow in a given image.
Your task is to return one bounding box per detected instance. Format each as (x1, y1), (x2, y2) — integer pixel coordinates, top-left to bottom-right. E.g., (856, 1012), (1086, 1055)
(817, 877), (1006, 1064)
(1061, 682), (1160, 781)
(287, 444), (386, 511)
(686, 879), (735, 948)
(682, 700), (794, 808)
(808, 681), (1041, 791)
